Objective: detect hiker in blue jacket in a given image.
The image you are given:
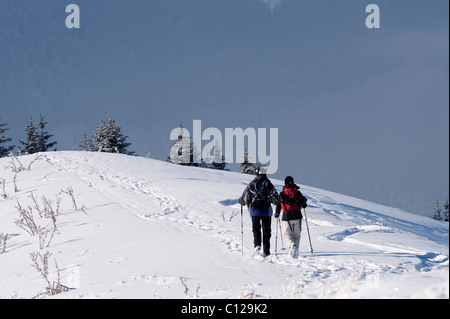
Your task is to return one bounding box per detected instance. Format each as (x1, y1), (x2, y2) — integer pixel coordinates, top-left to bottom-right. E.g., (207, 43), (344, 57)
(239, 167), (280, 256)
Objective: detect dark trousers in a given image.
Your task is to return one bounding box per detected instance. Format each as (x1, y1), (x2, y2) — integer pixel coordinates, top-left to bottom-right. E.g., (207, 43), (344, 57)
(251, 216), (272, 254)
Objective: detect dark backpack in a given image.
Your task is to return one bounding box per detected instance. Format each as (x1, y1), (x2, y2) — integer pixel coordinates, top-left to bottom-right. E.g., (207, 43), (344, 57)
(248, 179), (271, 211)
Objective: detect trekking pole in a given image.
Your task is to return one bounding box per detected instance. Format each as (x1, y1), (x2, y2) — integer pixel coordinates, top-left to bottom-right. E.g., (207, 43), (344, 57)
(275, 217), (279, 254)
(303, 208), (314, 255)
(241, 205), (244, 255)
(278, 216), (285, 250)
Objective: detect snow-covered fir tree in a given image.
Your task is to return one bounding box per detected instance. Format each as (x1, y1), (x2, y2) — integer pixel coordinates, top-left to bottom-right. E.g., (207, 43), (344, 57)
(79, 129), (94, 151)
(89, 117), (134, 155)
(18, 117), (39, 154)
(168, 123), (227, 170)
(36, 114), (57, 152)
(19, 115), (57, 154)
(202, 141), (227, 170)
(444, 198), (449, 223)
(167, 122), (200, 167)
(0, 117), (14, 157)
(432, 200), (442, 221)
(210, 141), (227, 170)
(240, 148), (262, 175)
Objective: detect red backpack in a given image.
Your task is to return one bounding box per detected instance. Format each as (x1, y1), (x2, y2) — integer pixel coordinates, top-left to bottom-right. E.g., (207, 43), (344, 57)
(280, 187), (301, 212)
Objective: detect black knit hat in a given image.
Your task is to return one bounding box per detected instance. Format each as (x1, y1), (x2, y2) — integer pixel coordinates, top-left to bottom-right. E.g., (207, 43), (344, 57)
(284, 176), (294, 185)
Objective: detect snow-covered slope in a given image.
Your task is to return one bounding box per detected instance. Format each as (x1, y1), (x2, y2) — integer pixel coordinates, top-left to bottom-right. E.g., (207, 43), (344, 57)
(0, 152), (448, 299)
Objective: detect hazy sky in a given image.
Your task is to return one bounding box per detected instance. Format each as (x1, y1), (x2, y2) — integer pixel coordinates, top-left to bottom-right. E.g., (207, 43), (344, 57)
(1, 0), (448, 216)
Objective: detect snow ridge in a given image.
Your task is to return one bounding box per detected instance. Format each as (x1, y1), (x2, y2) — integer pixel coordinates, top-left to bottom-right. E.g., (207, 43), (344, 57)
(0, 152), (448, 299)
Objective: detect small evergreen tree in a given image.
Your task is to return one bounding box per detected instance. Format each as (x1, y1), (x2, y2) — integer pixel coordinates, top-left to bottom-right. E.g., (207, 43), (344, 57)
(90, 117), (134, 155)
(18, 115), (57, 154)
(18, 117), (39, 154)
(240, 148), (262, 175)
(167, 122), (200, 166)
(240, 148), (251, 174)
(0, 118), (14, 157)
(444, 198), (449, 223)
(432, 200), (442, 221)
(210, 141), (227, 170)
(201, 141), (227, 170)
(79, 129), (94, 151)
(37, 115), (57, 152)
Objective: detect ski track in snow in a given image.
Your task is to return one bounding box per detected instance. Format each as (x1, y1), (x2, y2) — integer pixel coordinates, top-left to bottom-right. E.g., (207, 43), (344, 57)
(43, 154), (244, 258)
(43, 153), (184, 217)
(42, 154), (396, 287)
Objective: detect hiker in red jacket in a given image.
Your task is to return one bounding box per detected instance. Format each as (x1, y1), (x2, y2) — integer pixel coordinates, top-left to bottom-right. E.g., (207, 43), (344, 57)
(275, 176), (307, 258)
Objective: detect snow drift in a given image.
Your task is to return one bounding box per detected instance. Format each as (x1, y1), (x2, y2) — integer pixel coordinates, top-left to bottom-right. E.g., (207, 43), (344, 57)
(0, 151), (448, 299)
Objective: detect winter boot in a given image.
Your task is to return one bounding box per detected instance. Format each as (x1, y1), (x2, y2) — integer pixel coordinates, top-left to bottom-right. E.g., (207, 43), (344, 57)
(290, 245), (298, 258)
